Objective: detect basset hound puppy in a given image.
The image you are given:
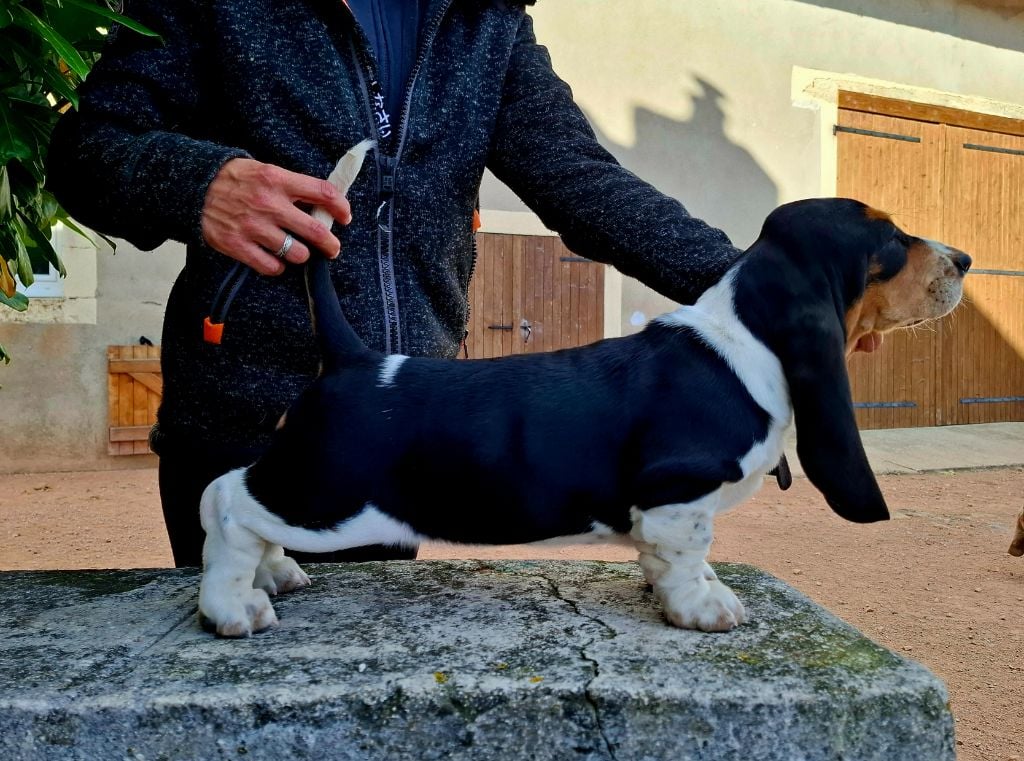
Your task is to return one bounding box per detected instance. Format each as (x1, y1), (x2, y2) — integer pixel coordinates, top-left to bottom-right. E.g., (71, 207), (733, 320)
(198, 143), (971, 637)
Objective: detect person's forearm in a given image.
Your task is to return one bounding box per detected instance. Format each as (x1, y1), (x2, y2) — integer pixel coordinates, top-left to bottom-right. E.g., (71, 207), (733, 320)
(48, 116), (248, 250)
(488, 14), (742, 305)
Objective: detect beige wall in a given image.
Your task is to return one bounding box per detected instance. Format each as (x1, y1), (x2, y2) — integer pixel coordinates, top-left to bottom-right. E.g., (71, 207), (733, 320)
(2, 0), (1023, 473)
(481, 0), (1024, 332)
(0, 237), (183, 474)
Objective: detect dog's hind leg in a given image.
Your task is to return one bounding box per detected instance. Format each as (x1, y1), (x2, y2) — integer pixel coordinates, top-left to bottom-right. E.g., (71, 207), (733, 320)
(198, 470), (278, 637)
(253, 543), (311, 596)
(630, 501), (746, 632)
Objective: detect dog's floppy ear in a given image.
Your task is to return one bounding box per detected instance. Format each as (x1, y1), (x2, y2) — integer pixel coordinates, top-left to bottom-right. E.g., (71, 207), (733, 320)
(783, 304), (889, 523)
(733, 198), (891, 523)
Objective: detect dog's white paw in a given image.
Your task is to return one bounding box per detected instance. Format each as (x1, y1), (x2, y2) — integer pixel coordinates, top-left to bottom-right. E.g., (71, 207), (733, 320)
(658, 577), (747, 632)
(199, 587), (278, 638)
(254, 554), (311, 596)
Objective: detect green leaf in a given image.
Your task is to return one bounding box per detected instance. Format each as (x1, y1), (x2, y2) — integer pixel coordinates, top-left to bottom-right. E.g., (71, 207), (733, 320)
(17, 209), (65, 277)
(0, 218), (18, 262)
(0, 165), (10, 220)
(0, 288), (29, 311)
(0, 100), (34, 163)
(41, 64), (79, 109)
(12, 5), (90, 80)
(6, 36), (80, 109)
(61, 0), (160, 39)
(14, 227), (33, 286)
(54, 210), (116, 251)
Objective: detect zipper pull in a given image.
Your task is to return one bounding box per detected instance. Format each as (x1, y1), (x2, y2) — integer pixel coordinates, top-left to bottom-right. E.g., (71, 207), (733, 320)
(377, 155), (398, 232)
(380, 155), (398, 199)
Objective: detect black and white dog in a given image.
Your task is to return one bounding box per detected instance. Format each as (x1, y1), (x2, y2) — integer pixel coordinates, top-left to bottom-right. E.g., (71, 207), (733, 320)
(198, 142), (970, 637)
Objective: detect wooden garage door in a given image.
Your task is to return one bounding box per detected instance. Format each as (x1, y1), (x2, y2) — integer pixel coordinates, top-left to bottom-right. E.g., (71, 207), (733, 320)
(838, 110), (943, 429)
(838, 104), (1024, 428)
(937, 126), (1024, 424)
(465, 233), (604, 358)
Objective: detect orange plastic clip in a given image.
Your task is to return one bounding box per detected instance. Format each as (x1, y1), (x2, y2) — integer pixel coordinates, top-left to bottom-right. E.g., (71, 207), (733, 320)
(472, 209), (482, 233)
(203, 316), (224, 345)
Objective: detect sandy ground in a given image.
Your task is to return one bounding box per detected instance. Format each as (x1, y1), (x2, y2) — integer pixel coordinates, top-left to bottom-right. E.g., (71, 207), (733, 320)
(1, 467), (1021, 760)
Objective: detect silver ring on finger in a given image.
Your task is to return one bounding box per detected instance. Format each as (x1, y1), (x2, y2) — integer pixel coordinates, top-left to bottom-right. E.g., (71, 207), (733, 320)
(274, 233), (294, 260)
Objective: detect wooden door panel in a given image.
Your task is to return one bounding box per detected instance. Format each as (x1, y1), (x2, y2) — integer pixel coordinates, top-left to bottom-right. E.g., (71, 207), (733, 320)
(837, 109), (944, 429)
(939, 126), (1024, 424)
(467, 233), (604, 359)
(107, 344), (161, 456)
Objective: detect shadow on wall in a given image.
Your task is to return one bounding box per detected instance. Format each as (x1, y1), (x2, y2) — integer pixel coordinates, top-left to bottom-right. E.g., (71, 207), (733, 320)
(585, 77), (779, 250)
(482, 76), (780, 251)
(793, 0), (1024, 52)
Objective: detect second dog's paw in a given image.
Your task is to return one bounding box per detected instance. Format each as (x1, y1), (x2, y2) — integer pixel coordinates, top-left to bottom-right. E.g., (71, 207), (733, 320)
(254, 555), (312, 596)
(199, 587), (278, 638)
(659, 578), (747, 632)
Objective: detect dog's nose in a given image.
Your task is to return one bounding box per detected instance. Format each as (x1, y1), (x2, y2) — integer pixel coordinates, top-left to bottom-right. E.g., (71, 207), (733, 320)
(953, 252), (972, 275)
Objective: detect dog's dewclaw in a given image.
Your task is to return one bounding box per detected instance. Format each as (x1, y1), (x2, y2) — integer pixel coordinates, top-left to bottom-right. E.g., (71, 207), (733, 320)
(312, 139), (375, 229)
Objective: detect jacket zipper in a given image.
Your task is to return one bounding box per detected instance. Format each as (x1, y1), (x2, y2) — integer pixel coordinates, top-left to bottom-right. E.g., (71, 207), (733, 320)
(463, 196), (481, 358)
(345, 0), (455, 356)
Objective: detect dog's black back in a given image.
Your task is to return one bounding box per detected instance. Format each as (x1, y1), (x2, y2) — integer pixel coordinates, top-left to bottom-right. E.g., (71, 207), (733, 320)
(247, 270), (770, 541)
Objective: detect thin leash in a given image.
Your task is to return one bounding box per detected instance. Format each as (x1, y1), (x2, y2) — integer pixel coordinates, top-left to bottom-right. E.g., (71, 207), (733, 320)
(203, 262), (250, 345)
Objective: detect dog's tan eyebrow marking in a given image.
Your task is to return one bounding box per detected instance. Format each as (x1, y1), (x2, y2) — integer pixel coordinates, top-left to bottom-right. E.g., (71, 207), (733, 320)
(864, 206), (893, 223)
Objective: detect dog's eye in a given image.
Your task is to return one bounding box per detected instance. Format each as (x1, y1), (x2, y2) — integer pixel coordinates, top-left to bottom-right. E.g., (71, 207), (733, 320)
(868, 233), (909, 284)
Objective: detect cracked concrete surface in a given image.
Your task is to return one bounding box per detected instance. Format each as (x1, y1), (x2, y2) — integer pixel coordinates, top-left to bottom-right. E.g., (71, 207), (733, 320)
(0, 561), (953, 760)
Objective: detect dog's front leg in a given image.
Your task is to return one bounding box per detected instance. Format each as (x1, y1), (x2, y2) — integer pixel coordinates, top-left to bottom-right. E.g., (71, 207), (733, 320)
(630, 503), (746, 632)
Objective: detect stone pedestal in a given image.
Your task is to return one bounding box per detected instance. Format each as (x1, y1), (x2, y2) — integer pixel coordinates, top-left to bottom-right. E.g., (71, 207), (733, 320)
(0, 561), (953, 760)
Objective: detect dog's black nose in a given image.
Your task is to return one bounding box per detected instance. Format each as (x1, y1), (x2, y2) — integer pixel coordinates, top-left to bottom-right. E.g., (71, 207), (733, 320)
(954, 252), (972, 275)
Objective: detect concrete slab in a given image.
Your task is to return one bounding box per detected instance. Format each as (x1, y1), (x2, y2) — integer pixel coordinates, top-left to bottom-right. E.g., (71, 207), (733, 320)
(785, 421), (1024, 476)
(0, 561), (953, 761)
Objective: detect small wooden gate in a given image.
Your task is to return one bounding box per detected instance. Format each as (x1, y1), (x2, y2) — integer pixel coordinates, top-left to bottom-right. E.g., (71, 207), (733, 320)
(465, 233), (605, 358)
(107, 344), (161, 455)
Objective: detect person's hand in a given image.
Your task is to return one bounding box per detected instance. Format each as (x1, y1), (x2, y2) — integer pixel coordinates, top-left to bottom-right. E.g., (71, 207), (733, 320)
(201, 158), (352, 275)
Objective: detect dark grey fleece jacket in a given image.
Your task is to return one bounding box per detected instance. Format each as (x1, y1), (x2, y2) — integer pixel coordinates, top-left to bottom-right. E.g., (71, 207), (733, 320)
(47, 0), (742, 456)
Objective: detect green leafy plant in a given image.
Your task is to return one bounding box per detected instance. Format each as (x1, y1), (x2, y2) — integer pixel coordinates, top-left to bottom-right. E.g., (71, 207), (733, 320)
(0, 0), (156, 363)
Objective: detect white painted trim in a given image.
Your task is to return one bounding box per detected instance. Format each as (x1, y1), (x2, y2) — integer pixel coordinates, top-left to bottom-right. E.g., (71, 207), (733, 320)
(790, 66), (1024, 198)
(603, 266), (623, 339)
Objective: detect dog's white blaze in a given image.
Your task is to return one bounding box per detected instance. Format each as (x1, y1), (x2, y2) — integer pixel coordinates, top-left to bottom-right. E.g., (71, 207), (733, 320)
(923, 238), (953, 256)
(657, 267), (791, 483)
(658, 268), (790, 426)
(208, 469), (423, 554)
(638, 267), (796, 630)
(378, 354), (408, 388)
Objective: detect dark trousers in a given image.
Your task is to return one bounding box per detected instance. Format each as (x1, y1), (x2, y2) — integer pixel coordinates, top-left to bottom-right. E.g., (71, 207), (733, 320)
(157, 446), (417, 568)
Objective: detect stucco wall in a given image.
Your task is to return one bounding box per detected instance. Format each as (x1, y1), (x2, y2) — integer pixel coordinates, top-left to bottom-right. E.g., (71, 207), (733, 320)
(481, 0), (1024, 332)
(0, 237), (183, 474)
